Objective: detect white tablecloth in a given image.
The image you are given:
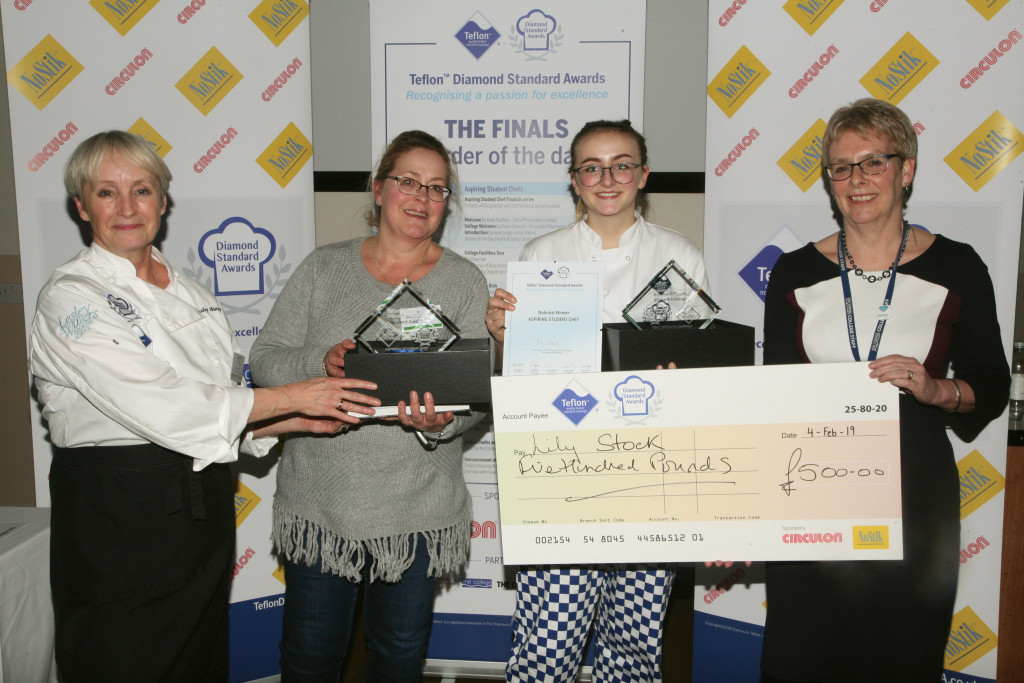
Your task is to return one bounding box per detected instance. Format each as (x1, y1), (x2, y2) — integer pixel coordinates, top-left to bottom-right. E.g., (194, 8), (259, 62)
(0, 506), (57, 683)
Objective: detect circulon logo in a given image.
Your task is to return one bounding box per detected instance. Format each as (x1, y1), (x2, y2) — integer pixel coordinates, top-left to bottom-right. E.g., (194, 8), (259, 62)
(471, 520), (497, 539)
(782, 532), (842, 544)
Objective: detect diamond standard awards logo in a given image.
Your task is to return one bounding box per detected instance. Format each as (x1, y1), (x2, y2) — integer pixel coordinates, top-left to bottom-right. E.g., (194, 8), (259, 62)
(455, 11), (500, 59)
(508, 9), (563, 60)
(198, 217), (277, 296)
(552, 379), (597, 426)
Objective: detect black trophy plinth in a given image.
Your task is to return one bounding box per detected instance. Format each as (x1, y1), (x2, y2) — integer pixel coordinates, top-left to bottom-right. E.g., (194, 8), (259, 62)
(601, 319), (755, 372)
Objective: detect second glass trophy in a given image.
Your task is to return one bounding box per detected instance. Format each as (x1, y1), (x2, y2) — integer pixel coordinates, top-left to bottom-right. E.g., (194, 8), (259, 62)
(621, 260), (721, 331)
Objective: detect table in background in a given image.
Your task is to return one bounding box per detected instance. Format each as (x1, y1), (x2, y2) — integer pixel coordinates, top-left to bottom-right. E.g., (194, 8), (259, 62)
(0, 506), (56, 683)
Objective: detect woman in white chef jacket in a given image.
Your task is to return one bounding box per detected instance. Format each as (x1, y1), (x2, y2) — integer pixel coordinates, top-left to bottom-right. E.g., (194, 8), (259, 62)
(486, 120), (709, 683)
(29, 130), (380, 682)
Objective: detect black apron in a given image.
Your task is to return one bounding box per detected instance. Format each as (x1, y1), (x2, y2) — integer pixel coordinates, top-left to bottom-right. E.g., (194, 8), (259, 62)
(50, 443), (235, 682)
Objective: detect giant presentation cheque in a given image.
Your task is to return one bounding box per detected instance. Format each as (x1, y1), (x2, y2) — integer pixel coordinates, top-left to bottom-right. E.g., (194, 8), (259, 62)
(492, 362), (902, 564)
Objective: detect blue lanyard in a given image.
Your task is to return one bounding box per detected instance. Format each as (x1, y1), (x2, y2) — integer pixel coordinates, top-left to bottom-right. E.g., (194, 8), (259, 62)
(837, 221), (909, 362)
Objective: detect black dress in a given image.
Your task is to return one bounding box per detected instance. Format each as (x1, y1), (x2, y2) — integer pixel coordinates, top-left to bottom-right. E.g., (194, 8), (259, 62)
(760, 235), (1009, 681)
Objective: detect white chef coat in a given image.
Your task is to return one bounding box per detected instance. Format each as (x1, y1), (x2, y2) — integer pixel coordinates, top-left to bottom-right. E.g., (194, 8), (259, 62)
(30, 243), (274, 471)
(520, 215), (710, 323)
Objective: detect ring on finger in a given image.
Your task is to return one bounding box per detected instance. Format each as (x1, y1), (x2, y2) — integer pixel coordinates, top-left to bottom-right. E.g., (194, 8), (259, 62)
(338, 400), (345, 411)
(907, 370), (914, 380)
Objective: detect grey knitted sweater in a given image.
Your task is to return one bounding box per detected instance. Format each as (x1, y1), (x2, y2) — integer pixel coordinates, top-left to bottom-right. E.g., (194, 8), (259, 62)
(249, 238), (490, 582)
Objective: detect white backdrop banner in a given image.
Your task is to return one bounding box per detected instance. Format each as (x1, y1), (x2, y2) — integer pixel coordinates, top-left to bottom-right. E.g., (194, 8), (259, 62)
(2, 2), (316, 680)
(699, 1), (1023, 681)
(370, 0), (645, 672)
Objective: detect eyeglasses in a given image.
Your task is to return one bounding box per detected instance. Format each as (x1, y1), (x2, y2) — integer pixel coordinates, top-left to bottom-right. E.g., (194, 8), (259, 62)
(823, 154), (900, 181)
(571, 162), (644, 187)
(384, 175), (451, 202)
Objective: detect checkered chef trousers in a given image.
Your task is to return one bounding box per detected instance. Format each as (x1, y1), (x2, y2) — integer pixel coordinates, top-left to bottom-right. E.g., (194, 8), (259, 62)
(506, 567), (675, 682)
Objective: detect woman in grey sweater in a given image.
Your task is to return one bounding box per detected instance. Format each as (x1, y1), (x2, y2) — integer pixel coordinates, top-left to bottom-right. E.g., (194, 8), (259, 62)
(249, 130), (489, 681)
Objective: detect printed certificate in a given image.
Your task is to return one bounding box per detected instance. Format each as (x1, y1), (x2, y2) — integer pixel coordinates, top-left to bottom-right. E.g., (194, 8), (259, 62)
(502, 261), (603, 376)
(492, 362), (902, 564)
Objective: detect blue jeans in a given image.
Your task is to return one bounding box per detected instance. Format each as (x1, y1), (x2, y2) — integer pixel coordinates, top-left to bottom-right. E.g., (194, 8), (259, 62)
(279, 536), (436, 683)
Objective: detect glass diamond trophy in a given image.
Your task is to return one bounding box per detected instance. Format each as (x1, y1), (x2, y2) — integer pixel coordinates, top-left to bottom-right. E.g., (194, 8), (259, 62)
(353, 280), (461, 353)
(621, 260), (721, 331)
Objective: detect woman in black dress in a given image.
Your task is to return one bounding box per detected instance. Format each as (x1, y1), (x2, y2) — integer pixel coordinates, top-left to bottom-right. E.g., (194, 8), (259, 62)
(760, 98), (1009, 681)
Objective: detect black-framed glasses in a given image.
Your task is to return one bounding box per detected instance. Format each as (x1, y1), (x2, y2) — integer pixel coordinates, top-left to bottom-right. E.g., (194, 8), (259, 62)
(384, 175), (451, 202)
(823, 154), (900, 181)
(571, 162), (644, 187)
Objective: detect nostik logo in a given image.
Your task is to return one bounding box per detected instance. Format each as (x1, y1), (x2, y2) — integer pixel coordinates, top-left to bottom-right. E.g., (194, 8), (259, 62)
(6, 35), (83, 111)
(851, 525), (889, 550)
(964, 0), (1012, 20)
(944, 606), (997, 670)
(859, 33), (938, 105)
(234, 479), (261, 529)
(738, 226), (804, 303)
(508, 9), (563, 60)
(958, 449), (1004, 519)
(250, 0), (309, 47)
(175, 47), (243, 116)
(90, 0), (158, 36)
(777, 119), (827, 192)
(198, 217), (277, 296)
(455, 11), (501, 60)
(552, 379), (598, 426)
(127, 118), (172, 158)
(782, 0), (844, 36)
(707, 45), (771, 118)
(943, 111), (1023, 192)
(257, 123), (313, 188)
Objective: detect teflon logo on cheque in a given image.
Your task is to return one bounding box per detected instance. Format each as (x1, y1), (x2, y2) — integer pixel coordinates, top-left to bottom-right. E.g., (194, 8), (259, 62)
(455, 11), (501, 59)
(507, 9), (563, 60)
(553, 379), (598, 426)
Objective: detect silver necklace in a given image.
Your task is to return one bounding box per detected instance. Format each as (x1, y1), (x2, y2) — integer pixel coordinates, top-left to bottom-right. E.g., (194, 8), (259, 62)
(842, 222), (910, 283)
(371, 238), (431, 285)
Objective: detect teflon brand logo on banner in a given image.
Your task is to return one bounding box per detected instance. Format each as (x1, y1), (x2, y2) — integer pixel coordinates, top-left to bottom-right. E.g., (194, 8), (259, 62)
(89, 0), (159, 36)
(859, 32), (939, 105)
(957, 449), (1004, 519)
(6, 35), (84, 111)
(783, 0), (845, 36)
(176, 47), (244, 116)
(964, 0), (1013, 20)
(128, 118), (173, 158)
(944, 111), (1024, 192)
(777, 119), (827, 192)
(250, 0), (310, 47)
(708, 45), (771, 118)
(234, 479), (262, 529)
(258, 123), (313, 188)
(944, 606), (997, 670)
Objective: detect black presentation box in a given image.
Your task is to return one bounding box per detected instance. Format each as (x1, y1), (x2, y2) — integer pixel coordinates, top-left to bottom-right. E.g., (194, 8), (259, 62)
(601, 319), (755, 372)
(344, 338), (492, 406)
